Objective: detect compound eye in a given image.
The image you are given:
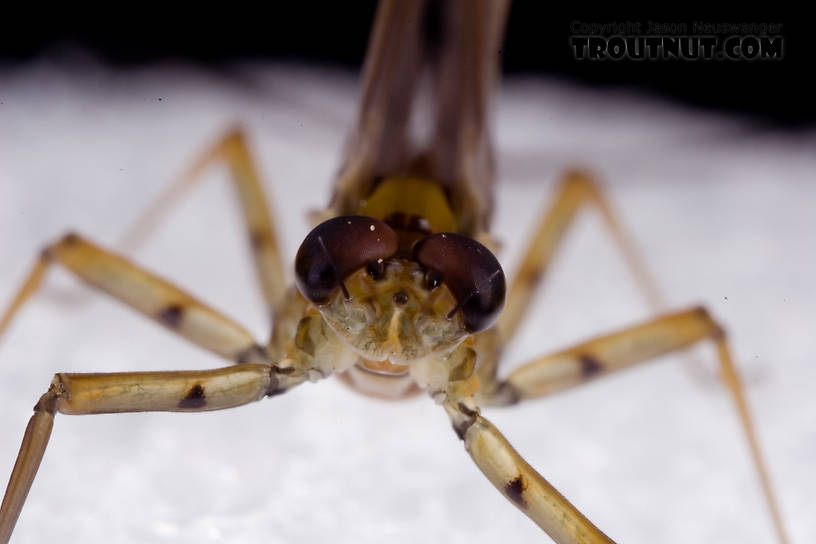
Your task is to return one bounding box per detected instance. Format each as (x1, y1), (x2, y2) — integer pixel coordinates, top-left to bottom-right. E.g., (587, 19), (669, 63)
(413, 233), (505, 333)
(295, 216), (398, 303)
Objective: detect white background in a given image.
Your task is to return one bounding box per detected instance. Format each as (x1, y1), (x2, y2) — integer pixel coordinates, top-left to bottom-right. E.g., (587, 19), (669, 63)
(0, 61), (814, 543)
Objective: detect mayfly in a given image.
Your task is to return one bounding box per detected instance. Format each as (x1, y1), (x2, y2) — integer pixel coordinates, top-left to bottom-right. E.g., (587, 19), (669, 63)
(0, 1), (789, 543)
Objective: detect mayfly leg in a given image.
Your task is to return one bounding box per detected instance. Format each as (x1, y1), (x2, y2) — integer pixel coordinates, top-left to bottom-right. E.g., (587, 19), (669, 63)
(0, 363), (308, 543)
(497, 170), (666, 347)
(439, 395), (615, 544)
(0, 233), (267, 365)
(484, 307), (789, 544)
(119, 128), (288, 316)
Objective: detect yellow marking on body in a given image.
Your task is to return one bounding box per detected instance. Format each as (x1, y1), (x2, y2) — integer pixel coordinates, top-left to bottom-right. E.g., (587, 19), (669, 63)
(383, 307), (403, 354)
(357, 177), (458, 233)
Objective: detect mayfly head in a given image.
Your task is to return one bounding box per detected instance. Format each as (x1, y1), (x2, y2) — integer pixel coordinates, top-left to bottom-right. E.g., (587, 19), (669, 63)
(295, 216), (505, 364)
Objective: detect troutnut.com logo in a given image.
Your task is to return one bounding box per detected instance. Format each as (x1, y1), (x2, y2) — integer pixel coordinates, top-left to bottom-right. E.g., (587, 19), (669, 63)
(570, 21), (784, 61)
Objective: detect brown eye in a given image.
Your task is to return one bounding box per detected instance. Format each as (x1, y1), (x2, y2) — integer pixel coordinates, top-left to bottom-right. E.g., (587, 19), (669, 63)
(295, 216), (398, 303)
(413, 233), (505, 333)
